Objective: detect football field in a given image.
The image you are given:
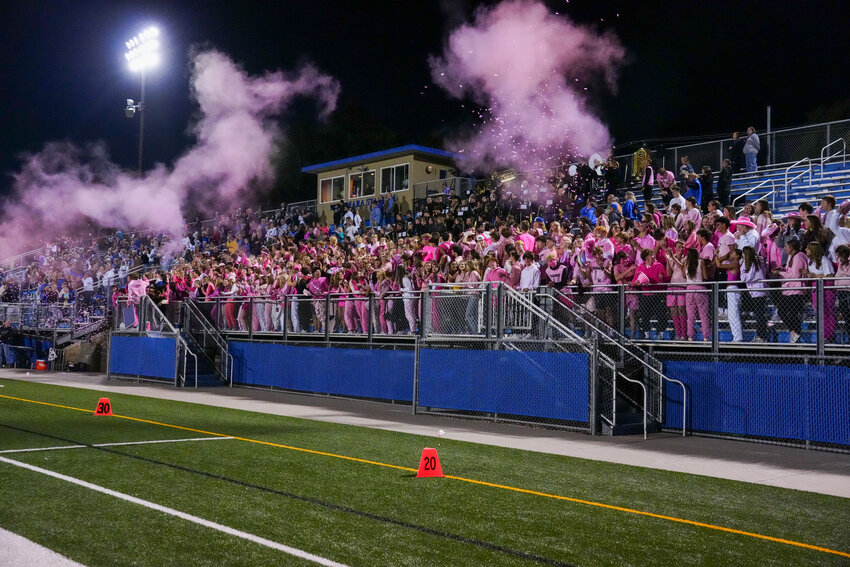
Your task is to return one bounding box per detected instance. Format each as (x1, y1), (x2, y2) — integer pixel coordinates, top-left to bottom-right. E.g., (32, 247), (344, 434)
(0, 377), (848, 566)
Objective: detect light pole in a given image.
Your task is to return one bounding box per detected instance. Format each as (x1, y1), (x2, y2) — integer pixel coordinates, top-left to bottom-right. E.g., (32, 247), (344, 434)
(125, 27), (160, 176)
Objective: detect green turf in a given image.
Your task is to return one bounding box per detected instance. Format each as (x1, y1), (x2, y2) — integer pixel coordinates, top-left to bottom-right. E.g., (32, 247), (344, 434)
(0, 377), (848, 566)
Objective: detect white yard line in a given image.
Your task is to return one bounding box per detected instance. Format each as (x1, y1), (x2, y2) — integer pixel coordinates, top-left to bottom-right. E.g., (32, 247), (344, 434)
(0, 527), (86, 567)
(0, 445), (86, 454)
(93, 436), (234, 448)
(0, 456), (350, 567)
(0, 436), (234, 454)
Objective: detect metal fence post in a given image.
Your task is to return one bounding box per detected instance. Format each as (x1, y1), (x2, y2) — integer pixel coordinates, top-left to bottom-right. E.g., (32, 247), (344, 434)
(496, 284), (505, 339)
(421, 287), (432, 337)
(484, 285), (492, 340)
(711, 284), (719, 353)
(718, 141), (723, 172)
(281, 296), (289, 341)
(324, 295), (331, 343)
(589, 333), (598, 436)
(367, 294), (374, 343)
(816, 279), (825, 356)
(617, 285), (626, 336)
(412, 337), (420, 415)
(247, 298), (254, 340)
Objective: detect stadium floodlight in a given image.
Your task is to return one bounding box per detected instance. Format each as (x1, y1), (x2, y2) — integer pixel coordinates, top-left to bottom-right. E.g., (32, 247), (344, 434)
(124, 26), (162, 175)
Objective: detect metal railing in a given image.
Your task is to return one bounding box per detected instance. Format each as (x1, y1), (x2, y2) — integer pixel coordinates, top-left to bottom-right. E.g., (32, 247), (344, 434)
(733, 179), (776, 209)
(784, 158), (814, 200)
(182, 299), (232, 386)
(111, 295), (198, 387)
(543, 287), (687, 437)
(821, 138), (847, 175)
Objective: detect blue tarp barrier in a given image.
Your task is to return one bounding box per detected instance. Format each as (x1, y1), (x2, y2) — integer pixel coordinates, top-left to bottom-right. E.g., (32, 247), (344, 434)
(229, 342), (414, 402)
(109, 335), (177, 380)
(663, 360), (850, 445)
(419, 349), (589, 422)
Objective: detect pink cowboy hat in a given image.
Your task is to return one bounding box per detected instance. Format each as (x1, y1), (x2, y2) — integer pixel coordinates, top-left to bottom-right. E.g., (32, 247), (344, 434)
(761, 223), (780, 238)
(634, 272), (650, 285)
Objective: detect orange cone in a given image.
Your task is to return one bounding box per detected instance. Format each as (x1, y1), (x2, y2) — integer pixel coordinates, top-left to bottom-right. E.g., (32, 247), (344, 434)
(416, 447), (444, 478)
(94, 398), (113, 416)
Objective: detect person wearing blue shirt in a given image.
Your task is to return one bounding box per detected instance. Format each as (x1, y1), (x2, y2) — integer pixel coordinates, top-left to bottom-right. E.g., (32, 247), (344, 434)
(683, 173), (702, 206)
(369, 201), (382, 227)
(622, 191), (641, 221)
(580, 201), (597, 224)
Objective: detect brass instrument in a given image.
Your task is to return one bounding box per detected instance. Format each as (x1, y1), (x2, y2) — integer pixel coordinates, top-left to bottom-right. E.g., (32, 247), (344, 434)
(631, 148), (650, 181)
(491, 168), (518, 183)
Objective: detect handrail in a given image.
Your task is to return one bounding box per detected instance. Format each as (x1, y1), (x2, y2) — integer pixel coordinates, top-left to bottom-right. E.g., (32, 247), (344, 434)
(820, 139), (847, 176)
(783, 158), (813, 201)
(617, 370), (648, 439)
(732, 179), (775, 207)
(179, 338), (199, 388)
(184, 298), (231, 385)
(546, 287), (686, 436)
(737, 189), (775, 214)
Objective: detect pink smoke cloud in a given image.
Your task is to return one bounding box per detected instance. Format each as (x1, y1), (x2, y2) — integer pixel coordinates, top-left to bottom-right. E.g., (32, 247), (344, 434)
(0, 49), (340, 257)
(429, 0), (625, 173)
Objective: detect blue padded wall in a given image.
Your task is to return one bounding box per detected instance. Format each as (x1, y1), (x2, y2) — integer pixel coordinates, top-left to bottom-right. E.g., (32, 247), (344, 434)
(109, 335), (177, 380)
(229, 342), (414, 402)
(418, 349), (589, 422)
(663, 360), (850, 446)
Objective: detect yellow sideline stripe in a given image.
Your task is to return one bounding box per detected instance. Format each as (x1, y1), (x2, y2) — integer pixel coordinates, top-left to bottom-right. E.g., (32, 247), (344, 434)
(2, 392), (848, 559)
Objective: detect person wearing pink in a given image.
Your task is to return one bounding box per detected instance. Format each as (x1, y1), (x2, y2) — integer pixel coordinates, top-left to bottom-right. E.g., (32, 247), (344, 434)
(776, 236), (809, 343)
(587, 247), (615, 327)
(834, 245), (850, 340)
(714, 217), (736, 261)
(613, 250), (638, 338)
(666, 240), (688, 339)
(516, 221), (536, 254)
(125, 273), (149, 327)
(684, 247), (711, 342)
(632, 249), (667, 338)
(633, 224), (656, 267)
(805, 242), (836, 342)
(759, 223), (783, 273)
(308, 269), (329, 333)
(715, 248), (744, 342)
(685, 197), (702, 227)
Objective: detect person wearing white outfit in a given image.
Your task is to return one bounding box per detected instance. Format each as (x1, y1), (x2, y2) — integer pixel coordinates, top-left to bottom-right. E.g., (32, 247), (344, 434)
(716, 249), (744, 342)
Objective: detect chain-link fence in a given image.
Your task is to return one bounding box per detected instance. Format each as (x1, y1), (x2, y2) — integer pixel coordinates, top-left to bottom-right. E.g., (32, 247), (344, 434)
(658, 352), (850, 453)
(0, 299), (108, 332)
(415, 336), (593, 432)
(615, 118), (850, 177)
(195, 292), (424, 340)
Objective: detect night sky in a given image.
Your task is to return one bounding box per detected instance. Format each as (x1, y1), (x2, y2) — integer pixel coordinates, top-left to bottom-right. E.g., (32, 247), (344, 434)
(1, 0), (848, 199)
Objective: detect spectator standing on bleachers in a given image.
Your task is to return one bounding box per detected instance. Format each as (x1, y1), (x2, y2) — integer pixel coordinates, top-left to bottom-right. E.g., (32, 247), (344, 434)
(716, 159), (733, 207)
(729, 132), (746, 172)
(805, 242), (836, 342)
(656, 168), (676, 208)
(834, 245), (850, 337)
(776, 236), (808, 343)
(641, 161), (655, 205)
(679, 156), (694, 183)
(743, 127), (760, 172)
(684, 174), (702, 206)
(699, 166), (714, 213)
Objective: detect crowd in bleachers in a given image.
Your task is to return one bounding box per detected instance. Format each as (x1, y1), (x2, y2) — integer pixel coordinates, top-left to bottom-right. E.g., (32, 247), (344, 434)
(2, 156), (850, 343)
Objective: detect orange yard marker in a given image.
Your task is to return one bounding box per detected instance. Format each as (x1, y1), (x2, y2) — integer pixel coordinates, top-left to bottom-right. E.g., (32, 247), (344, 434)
(94, 398), (113, 416)
(416, 448), (444, 478)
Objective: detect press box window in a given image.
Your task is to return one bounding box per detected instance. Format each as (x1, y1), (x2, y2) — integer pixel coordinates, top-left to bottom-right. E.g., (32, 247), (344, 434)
(320, 176), (345, 203)
(349, 170), (376, 198)
(380, 164), (409, 194)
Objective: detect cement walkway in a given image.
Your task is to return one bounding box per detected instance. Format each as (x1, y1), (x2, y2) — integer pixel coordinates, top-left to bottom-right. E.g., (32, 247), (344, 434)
(2, 370), (849, 498)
